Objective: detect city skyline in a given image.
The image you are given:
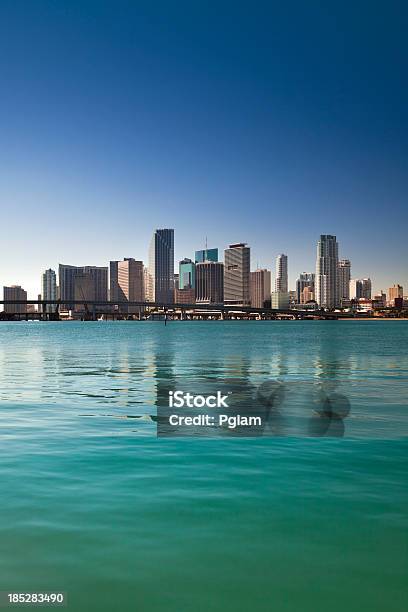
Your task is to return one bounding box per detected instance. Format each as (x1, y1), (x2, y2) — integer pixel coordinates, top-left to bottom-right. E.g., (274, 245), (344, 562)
(1, 230), (405, 308)
(0, 228), (405, 300)
(0, 2), (407, 297)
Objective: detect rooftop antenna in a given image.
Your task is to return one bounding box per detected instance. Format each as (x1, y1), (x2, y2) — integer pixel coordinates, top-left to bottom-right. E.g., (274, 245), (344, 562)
(205, 236), (208, 249)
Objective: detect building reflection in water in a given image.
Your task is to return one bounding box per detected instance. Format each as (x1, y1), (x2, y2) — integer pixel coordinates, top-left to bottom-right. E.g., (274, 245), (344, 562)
(0, 341), (45, 405)
(154, 329), (351, 438)
(309, 332), (351, 437)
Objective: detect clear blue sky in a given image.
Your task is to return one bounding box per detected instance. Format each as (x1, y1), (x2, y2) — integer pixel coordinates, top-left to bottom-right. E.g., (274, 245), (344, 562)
(0, 0), (407, 297)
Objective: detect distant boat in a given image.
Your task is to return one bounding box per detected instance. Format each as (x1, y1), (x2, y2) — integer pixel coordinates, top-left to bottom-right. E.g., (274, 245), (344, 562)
(98, 315), (105, 321)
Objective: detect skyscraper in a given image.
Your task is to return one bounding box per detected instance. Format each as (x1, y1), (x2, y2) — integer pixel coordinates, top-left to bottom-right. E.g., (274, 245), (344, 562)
(388, 284), (403, 306)
(58, 265), (77, 308)
(110, 259), (144, 308)
(360, 278), (372, 300)
(224, 243), (250, 306)
(315, 235), (339, 309)
(118, 258), (144, 312)
(175, 258), (195, 304)
(350, 278), (372, 300)
(179, 258), (195, 289)
(349, 279), (360, 300)
(74, 273), (95, 311)
(296, 272), (315, 304)
(195, 248), (218, 263)
(143, 266), (153, 302)
(41, 268), (57, 313)
(59, 264), (108, 309)
(301, 286), (315, 303)
(3, 286), (27, 314)
(109, 260), (119, 302)
(250, 269), (271, 308)
(271, 290), (290, 309)
(195, 262), (224, 304)
(148, 228), (174, 303)
(275, 254), (288, 293)
(338, 259), (351, 303)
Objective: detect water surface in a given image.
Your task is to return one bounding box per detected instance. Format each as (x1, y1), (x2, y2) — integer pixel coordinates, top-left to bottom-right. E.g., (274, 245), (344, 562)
(0, 321), (407, 611)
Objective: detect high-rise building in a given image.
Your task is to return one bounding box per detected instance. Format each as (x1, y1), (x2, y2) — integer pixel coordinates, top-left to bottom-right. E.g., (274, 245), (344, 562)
(195, 262), (224, 304)
(275, 254), (288, 293)
(87, 267), (108, 302)
(173, 274), (179, 291)
(148, 228), (174, 303)
(179, 258), (195, 289)
(224, 243), (250, 306)
(388, 284), (403, 306)
(349, 279), (360, 300)
(350, 278), (372, 300)
(59, 264), (108, 309)
(250, 269), (271, 308)
(117, 258), (144, 312)
(175, 259), (195, 303)
(315, 235), (339, 309)
(302, 286), (315, 303)
(110, 258), (144, 308)
(271, 291), (290, 310)
(338, 259), (351, 303)
(296, 273), (315, 304)
(195, 248), (218, 263)
(3, 285), (28, 314)
(360, 278), (372, 300)
(74, 273), (95, 311)
(59, 265), (76, 308)
(41, 268), (57, 313)
(109, 261), (119, 302)
(144, 266), (153, 302)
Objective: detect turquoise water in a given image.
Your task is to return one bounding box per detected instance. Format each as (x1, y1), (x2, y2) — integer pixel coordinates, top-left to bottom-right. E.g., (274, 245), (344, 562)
(0, 321), (407, 611)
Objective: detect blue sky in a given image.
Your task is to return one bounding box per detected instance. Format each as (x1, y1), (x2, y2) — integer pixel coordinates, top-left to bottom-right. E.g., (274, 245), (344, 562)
(0, 0), (407, 297)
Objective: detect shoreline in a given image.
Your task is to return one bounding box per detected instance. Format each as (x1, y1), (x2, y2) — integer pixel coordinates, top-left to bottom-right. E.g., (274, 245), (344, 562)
(337, 317), (408, 321)
(1, 317), (407, 323)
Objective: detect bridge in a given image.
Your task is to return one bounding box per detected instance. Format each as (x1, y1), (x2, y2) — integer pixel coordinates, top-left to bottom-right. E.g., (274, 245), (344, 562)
(0, 299), (357, 321)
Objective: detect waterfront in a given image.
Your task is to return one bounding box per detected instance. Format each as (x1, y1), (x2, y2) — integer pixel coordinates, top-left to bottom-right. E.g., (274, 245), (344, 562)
(0, 321), (407, 611)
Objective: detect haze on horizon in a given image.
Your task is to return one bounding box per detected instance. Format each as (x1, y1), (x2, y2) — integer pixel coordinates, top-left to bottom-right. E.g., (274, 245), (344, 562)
(0, 1), (407, 298)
